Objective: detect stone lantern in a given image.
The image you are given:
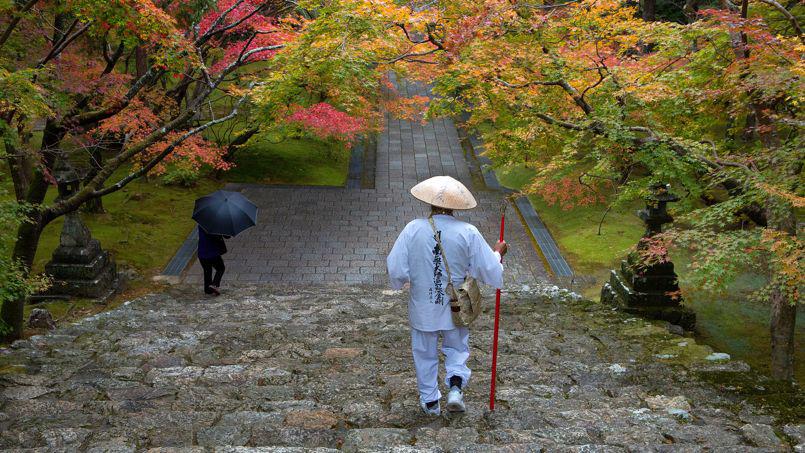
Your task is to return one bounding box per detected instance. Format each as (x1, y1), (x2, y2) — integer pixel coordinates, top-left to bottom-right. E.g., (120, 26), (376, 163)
(44, 159), (117, 299)
(638, 182), (679, 238)
(600, 183), (695, 329)
(53, 158), (82, 200)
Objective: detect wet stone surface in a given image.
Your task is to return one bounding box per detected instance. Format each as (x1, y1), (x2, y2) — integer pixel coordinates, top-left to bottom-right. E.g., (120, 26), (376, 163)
(182, 77), (547, 288)
(0, 284), (797, 451)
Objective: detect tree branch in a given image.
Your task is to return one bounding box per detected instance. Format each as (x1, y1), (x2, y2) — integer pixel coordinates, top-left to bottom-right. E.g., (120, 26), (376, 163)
(37, 20), (91, 68)
(0, 0), (39, 49)
(515, 0), (581, 9)
(752, 0), (803, 42)
(45, 88), (254, 219)
(212, 44), (285, 84)
(102, 41), (126, 74)
(494, 76), (593, 114)
(493, 77), (565, 89)
(385, 47), (441, 64)
(195, 0), (255, 46)
(91, 103), (246, 198)
(73, 66), (165, 126)
(534, 112), (587, 130)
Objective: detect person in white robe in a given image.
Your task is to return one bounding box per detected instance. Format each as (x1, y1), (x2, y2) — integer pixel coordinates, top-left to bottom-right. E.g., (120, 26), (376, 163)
(387, 175), (508, 415)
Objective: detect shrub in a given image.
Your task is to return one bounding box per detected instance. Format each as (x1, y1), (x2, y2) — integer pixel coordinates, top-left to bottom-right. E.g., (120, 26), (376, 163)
(161, 165), (201, 187)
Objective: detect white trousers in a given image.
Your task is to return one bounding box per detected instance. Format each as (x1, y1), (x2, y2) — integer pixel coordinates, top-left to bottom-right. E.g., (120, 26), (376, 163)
(410, 327), (471, 404)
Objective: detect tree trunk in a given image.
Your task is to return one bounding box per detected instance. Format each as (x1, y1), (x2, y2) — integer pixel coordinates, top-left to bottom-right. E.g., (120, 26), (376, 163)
(770, 290), (797, 381)
(214, 127), (258, 179)
(82, 195), (105, 214)
(683, 0), (700, 23)
(135, 47), (148, 78)
(5, 149), (33, 202)
(1, 118), (61, 341)
(767, 201), (797, 381)
(224, 127), (258, 162)
(1, 13), (69, 340)
(641, 0), (656, 21)
(0, 215), (44, 341)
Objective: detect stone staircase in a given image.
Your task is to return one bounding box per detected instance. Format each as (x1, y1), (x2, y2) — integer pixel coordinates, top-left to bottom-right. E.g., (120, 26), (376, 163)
(0, 284), (801, 451)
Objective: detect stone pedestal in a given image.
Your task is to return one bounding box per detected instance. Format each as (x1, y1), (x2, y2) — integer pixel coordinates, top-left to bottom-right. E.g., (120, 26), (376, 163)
(44, 211), (117, 299)
(601, 253), (695, 329)
(600, 182), (695, 330)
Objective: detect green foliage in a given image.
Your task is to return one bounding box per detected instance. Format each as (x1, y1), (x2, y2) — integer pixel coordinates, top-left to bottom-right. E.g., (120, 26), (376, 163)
(0, 177), (49, 335)
(161, 165), (201, 187)
(0, 66), (51, 147)
(425, 0), (803, 307)
(249, 0), (409, 143)
(65, 0), (192, 70)
(496, 164), (645, 281)
(671, 229), (765, 294)
(0, 257), (48, 336)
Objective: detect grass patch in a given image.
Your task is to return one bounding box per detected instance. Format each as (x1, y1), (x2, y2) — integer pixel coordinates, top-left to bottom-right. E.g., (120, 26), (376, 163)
(30, 174), (220, 275)
(226, 137), (349, 186)
(496, 165), (644, 290)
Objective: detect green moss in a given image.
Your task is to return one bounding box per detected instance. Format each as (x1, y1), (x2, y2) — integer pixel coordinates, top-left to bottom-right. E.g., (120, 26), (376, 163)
(573, 304), (801, 423)
(694, 370), (805, 425)
(0, 364), (27, 375)
(621, 322), (666, 337)
(23, 298), (98, 322)
(226, 137), (349, 186)
(653, 340), (714, 363)
(28, 174), (220, 275)
(496, 165), (644, 282)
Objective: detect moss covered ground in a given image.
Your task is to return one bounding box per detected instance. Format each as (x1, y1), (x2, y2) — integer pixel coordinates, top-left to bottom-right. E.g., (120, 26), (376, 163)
(225, 137), (349, 186)
(495, 165), (645, 297)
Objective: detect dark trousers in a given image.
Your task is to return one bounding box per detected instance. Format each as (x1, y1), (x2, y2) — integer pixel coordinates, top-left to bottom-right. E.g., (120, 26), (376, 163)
(199, 256), (225, 293)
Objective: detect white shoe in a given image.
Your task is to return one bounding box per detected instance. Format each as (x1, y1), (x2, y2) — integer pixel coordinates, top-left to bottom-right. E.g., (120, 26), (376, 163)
(420, 401), (441, 416)
(446, 386), (466, 412)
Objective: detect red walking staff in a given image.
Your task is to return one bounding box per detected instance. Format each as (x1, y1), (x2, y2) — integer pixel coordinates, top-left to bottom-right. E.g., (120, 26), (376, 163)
(489, 203), (506, 411)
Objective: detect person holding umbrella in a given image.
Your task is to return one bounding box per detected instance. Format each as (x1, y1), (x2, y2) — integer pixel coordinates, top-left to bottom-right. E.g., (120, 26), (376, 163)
(197, 228), (228, 296)
(192, 190), (258, 296)
(387, 176), (508, 416)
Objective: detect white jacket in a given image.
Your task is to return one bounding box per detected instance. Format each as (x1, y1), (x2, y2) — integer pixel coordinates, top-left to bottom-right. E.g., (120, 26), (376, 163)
(387, 214), (503, 331)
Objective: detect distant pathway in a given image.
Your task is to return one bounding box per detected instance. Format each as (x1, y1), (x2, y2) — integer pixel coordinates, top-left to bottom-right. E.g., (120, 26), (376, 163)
(184, 76), (547, 287)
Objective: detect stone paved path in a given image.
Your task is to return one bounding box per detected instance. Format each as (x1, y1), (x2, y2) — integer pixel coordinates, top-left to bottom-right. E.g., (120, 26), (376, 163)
(184, 76), (547, 287)
(1, 284), (800, 451)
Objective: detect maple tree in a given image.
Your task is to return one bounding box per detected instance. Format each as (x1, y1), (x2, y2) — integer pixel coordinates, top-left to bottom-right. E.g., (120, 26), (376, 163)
(0, 0), (297, 339)
(0, 0), (447, 340)
(244, 0), (441, 144)
(409, 0), (802, 380)
(286, 103), (366, 144)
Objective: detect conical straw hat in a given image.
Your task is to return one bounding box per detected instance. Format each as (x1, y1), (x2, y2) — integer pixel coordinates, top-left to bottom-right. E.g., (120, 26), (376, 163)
(410, 176), (478, 210)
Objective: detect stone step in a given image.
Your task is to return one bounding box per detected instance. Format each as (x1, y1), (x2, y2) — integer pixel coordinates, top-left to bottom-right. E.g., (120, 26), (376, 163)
(0, 285), (793, 451)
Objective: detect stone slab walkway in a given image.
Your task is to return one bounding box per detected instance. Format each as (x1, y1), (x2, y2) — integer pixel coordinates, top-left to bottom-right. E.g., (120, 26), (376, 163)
(1, 284), (799, 450)
(183, 77), (547, 288)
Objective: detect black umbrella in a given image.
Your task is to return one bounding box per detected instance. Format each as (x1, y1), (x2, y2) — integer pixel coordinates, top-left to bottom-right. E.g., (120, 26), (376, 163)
(192, 190), (258, 236)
